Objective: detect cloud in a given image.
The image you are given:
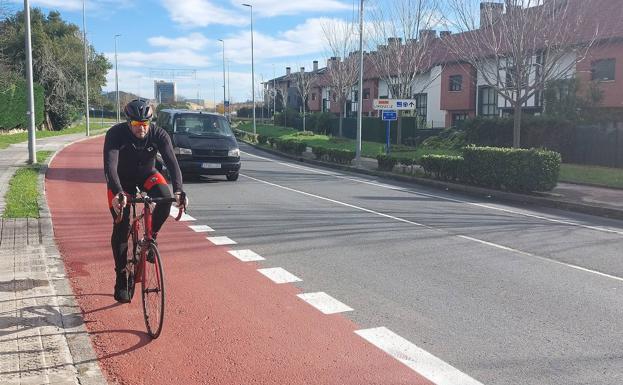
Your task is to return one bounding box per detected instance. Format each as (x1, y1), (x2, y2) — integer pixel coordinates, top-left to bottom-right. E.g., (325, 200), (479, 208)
(107, 49), (212, 68)
(232, 0), (352, 18)
(15, 0), (126, 12)
(224, 17), (334, 64)
(160, 0), (246, 28)
(148, 33), (211, 51)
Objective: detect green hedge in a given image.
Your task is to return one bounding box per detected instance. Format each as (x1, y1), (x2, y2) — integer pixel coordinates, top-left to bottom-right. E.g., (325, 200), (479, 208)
(376, 154), (398, 171)
(420, 155), (464, 181)
(274, 138), (306, 155)
(0, 81), (45, 130)
(312, 146), (355, 164)
(462, 146), (561, 192)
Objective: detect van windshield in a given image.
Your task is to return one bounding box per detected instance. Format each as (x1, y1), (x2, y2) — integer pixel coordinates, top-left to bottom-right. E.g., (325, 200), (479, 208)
(174, 114), (233, 137)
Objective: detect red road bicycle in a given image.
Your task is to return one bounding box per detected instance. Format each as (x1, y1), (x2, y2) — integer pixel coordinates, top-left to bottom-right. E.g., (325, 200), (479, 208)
(115, 190), (185, 339)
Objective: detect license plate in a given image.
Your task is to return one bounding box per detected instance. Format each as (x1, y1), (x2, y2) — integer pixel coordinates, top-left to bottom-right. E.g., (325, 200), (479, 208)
(201, 163), (221, 169)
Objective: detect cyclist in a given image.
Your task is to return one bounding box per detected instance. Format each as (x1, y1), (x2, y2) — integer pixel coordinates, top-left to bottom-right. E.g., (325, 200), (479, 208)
(103, 99), (187, 303)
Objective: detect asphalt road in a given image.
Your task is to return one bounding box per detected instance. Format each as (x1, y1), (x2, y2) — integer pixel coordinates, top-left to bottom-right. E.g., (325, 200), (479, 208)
(184, 142), (623, 385)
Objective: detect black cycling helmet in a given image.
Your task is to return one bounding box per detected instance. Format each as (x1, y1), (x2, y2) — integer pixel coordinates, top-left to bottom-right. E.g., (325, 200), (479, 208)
(124, 99), (153, 121)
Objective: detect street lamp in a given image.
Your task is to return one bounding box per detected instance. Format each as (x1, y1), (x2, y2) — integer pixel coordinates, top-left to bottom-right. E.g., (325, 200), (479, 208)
(82, 0), (90, 136)
(218, 39), (226, 117)
(355, 0), (364, 164)
(242, 3), (256, 135)
(114, 34), (121, 123)
(23, 0), (36, 164)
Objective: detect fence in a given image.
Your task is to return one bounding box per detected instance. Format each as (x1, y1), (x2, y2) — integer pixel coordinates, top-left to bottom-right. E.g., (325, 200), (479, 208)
(328, 117), (444, 145)
(567, 122), (623, 167)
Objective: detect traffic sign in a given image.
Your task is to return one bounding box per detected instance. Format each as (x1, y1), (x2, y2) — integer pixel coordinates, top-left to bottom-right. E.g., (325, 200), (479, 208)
(373, 99), (417, 110)
(382, 110), (397, 121)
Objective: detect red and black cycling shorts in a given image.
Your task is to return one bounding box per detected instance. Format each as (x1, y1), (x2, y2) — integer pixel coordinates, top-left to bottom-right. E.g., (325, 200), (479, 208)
(107, 172), (168, 208)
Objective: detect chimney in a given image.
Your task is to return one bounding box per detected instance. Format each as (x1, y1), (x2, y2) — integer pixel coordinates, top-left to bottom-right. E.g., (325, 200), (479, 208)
(419, 29), (437, 41)
(505, 0), (521, 14)
(286, 67), (291, 76)
(387, 37), (402, 47)
(327, 57), (338, 70)
(300, 67), (305, 73)
(313, 60), (319, 72)
(480, 2), (504, 27)
(439, 30), (451, 38)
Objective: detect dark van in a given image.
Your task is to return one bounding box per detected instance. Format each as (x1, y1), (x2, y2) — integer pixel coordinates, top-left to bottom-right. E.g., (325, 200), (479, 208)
(156, 109), (241, 181)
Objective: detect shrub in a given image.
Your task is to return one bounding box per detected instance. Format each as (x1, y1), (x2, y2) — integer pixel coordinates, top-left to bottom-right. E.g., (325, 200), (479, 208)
(257, 134), (268, 145)
(328, 148), (355, 164)
(312, 146), (327, 160)
(275, 139), (306, 155)
(376, 154), (398, 171)
(419, 155), (464, 181)
(462, 146), (561, 192)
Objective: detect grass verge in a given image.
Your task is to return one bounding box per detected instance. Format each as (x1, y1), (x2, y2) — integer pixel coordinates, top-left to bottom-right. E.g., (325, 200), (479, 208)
(0, 120), (113, 150)
(559, 163), (623, 189)
(2, 151), (54, 218)
(237, 122), (459, 161)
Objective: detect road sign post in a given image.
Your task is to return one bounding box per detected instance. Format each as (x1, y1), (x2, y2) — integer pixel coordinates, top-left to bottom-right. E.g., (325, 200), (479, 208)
(382, 110), (397, 155)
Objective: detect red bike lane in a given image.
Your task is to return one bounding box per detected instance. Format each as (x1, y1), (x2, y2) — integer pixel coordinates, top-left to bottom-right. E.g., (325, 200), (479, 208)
(46, 136), (432, 385)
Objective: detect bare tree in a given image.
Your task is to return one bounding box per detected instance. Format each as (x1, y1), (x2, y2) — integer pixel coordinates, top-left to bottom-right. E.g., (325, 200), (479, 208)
(322, 19), (359, 137)
(444, 0), (599, 147)
(367, 0), (442, 143)
(294, 66), (315, 132)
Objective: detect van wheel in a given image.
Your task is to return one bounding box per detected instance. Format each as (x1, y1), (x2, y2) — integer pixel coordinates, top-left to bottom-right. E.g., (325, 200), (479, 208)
(226, 172), (239, 181)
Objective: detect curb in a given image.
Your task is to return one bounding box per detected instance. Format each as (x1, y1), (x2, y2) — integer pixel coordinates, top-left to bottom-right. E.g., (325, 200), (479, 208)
(241, 141), (623, 221)
(38, 134), (109, 385)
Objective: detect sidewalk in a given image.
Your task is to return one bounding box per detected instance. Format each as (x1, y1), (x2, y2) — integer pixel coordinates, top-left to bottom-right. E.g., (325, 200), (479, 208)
(0, 133), (107, 385)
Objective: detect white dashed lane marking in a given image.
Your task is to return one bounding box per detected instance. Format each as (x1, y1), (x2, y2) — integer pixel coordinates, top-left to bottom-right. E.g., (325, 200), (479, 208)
(297, 292), (353, 314)
(169, 206), (195, 221)
(228, 249), (265, 262)
(188, 225), (214, 232)
(355, 327), (484, 385)
(258, 267), (302, 284)
(207, 236), (237, 246)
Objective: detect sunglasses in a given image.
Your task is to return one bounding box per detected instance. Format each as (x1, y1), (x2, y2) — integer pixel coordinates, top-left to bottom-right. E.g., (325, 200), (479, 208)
(130, 120), (150, 128)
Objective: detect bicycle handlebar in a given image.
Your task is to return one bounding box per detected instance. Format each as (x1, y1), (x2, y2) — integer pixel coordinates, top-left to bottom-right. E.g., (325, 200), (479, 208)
(114, 193), (186, 224)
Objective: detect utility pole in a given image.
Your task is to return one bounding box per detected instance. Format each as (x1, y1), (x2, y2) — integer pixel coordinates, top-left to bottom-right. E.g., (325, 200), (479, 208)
(114, 34), (121, 123)
(227, 59), (231, 117)
(82, 0), (90, 136)
(218, 39), (226, 117)
(242, 3), (256, 134)
(24, 0), (36, 164)
(356, 0), (364, 164)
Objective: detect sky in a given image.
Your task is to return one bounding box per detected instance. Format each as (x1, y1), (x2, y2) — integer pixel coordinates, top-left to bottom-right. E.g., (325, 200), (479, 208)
(9, 0), (362, 104)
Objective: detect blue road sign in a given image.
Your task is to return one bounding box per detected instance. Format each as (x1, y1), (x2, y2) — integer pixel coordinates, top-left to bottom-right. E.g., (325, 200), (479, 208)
(382, 110), (398, 121)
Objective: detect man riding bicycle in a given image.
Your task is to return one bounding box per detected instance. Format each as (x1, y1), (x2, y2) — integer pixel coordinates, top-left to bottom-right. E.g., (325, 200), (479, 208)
(103, 99), (187, 303)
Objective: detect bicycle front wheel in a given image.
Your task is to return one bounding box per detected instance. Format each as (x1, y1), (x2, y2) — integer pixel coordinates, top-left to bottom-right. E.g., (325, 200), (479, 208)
(141, 243), (165, 339)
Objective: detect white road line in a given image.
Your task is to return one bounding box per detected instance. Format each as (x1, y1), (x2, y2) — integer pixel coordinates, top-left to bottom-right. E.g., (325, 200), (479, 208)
(257, 267), (302, 283)
(169, 206), (195, 221)
(207, 236), (237, 246)
(228, 249), (265, 262)
(243, 151), (623, 236)
(458, 235), (623, 283)
(188, 225), (214, 232)
(297, 292), (353, 314)
(241, 172), (623, 283)
(355, 327), (484, 385)
(241, 174), (434, 230)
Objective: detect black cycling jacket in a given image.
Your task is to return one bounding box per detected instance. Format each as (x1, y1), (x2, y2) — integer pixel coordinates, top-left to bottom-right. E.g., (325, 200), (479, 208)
(103, 122), (183, 195)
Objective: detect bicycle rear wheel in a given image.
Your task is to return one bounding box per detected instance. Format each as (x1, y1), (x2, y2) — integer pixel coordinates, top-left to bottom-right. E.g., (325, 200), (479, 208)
(141, 243), (165, 338)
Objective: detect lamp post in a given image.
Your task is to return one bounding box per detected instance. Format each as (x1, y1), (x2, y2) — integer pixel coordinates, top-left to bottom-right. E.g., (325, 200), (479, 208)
(114, 34), (121, 123)
(82, 0), (90, 136)
(23, 0), (36, 164)
(218, 39), (226, 117)
(242, 3), (256, 135)
(355, 0), (364, 164)
(272, 63), (276, 124)
(227, 59), (231, 117)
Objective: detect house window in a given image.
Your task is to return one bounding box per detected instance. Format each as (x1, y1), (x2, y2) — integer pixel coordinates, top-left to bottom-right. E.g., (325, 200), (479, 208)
(592, 58), (615, 81)
(449, 75), (462, 91)
(414, 93), (427, 121)
(311, 93), (317, 101)
(478, 86), (498, 117)
(452, 113), (469, 128)
(363, 88), (370, 100)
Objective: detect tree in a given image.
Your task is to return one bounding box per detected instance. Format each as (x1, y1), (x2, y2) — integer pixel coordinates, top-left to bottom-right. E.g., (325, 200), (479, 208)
(1, 9), (111, 129)
(294, 66), (315, 132)
(444, 0), (598, 147)
(367, 0), (442, 144)
(322, 19), (359, 137)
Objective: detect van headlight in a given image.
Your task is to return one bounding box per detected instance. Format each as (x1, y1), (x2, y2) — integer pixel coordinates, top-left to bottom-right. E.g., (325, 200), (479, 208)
(228, 148), (240, 157)
(174, 147), (192, 155)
